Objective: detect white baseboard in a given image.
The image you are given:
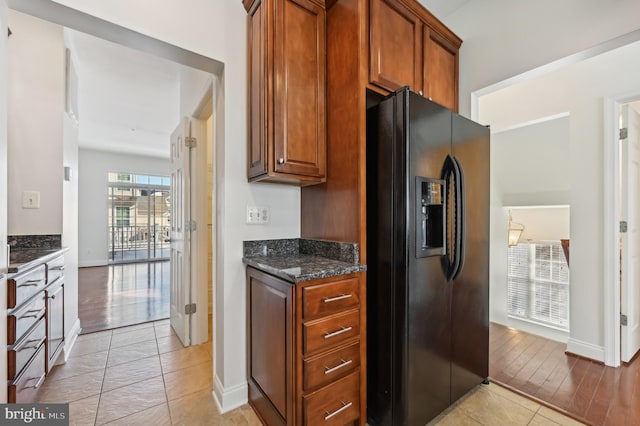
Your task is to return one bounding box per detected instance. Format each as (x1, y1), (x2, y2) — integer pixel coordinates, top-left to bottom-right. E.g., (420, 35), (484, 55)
(566, 338), (605, 362)
(78, 260), (107, 268)
(213, 375), (248, 414)
(61, 318), (82, 363)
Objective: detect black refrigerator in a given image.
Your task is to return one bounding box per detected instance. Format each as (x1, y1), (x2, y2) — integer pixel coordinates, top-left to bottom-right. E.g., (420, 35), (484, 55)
(366, 87), (490, 426)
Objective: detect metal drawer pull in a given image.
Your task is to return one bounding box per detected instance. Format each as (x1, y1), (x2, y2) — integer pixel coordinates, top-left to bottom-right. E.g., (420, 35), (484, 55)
(324, 326), (352, 339)
(324, 401), (352, 421)
(50, 265), (65, 271)
(324, 359), (353, 375)
(323, 294), (352, 303)
(18, 336), (46, 351)
(24, 373), (46, 390)
(18, 308), (45, 320)
(18, 280), (43, 288)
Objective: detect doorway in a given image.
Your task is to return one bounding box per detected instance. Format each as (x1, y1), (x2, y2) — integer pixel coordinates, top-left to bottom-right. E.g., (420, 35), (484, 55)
(605, 98), (640, 366)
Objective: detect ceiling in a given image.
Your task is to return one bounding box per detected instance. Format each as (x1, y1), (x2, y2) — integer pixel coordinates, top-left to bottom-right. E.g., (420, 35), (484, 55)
(67, 29), (183, 159)
(65, 1), (469, 160)
(417, 0), (474, 19)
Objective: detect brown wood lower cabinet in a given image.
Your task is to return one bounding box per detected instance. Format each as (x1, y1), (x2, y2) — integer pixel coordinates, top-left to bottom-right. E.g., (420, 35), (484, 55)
(8, 344), (46, 404)
(247, 267), (366, 425)
(7, 252), (66, 403)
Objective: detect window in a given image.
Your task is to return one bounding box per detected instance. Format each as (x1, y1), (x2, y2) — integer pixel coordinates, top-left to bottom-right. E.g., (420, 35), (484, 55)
(507, 242), (570, 331)
(115, 206), (130, 227)
(107, 172), (170, 263)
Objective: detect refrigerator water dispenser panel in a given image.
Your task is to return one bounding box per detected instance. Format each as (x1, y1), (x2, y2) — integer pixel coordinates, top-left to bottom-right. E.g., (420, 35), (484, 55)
(416, 176), (446, 257)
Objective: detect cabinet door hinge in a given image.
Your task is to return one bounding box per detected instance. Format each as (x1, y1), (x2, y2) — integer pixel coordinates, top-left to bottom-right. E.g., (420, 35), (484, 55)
(185, 137), (197, 148)
(620, 221), (628, 233)
(185, 303), (197, 315)
(620, 128), (628, 140)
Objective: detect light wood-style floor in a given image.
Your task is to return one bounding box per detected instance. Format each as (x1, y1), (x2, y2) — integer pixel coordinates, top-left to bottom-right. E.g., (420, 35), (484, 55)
(490, 322), (640, 426)
(78, 262), (170, 334)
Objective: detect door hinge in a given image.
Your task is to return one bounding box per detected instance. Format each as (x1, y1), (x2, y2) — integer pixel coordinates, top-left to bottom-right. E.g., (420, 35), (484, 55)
(621, 313), (628, 326)
(620, 221), (628, 233)
(185, 136), (197, 148)
(185, 303), (197, 315)
(186, 220), (197, 231)
(620, 128), (628, 140)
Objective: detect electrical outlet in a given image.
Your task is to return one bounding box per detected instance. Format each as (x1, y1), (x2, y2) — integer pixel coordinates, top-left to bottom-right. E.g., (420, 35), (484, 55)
(22, 191), (40, 209)
(246, 205), (270, 224)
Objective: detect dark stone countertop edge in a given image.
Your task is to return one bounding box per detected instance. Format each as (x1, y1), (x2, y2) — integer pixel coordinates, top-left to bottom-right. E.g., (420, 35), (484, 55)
(243, 257), (367, 284)
(7, 247), (70, 276)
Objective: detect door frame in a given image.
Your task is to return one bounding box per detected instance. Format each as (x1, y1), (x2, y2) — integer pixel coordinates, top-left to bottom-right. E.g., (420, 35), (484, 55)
(603, 91), (640, 367)
(188, 80), (215, 347)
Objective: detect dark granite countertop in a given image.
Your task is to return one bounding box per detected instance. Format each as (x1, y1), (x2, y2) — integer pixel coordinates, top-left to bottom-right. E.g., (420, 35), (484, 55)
(243, 238), (366, 283)
(7, 247), (69, 276)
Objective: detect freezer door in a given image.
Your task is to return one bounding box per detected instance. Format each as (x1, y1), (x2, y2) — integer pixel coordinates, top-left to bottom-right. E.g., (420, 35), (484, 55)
(450, 113), (490, 403)
(406, 91), (453, 426)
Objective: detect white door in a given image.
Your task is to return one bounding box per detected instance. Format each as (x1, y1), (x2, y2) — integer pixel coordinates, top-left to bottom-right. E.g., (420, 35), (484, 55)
(170, 117), (192, 346)
(621, 104), (640, 362)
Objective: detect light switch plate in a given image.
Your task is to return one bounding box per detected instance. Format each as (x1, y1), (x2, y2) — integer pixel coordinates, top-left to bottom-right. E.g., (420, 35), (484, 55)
(246, 205), (270, 224)
(22, 191), (40, 209)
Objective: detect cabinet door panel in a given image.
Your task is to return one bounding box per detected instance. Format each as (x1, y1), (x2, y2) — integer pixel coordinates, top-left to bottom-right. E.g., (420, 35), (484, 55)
(274, 0), (326, 177)
(46, 281), (64, 372)
(248, 269), (293, 423)
(248, 0), (268, 179)
(423, 28), (458, 111)
(370, 0), (422, 92)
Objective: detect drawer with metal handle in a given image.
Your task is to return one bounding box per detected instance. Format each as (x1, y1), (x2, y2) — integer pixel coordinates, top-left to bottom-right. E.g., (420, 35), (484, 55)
(303, 308), (360, 355)
(7, 317), (46, 381)
(302, 277), (359, 319)
(7, 292), (46, 345)
(303, 340), (360, 391)
(8, 344), (46, 403)
(303, 370), (360, 425)
(46, 255), (65, 284)
(7, 264), (46, 309)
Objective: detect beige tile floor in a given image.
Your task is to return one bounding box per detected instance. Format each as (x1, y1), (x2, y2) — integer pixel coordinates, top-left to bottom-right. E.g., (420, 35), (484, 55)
(430, 382), (586, 426)
(36, 320), (261, 425)
(37, 319), (584, 425)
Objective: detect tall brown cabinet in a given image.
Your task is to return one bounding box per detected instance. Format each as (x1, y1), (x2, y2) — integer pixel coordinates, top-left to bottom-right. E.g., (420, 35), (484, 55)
(301, 0), (461, 263)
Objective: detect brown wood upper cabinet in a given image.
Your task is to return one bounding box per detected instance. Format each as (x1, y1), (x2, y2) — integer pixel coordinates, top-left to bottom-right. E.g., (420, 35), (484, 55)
(369, 0), (461, 111)
(244, 0), (327, 186)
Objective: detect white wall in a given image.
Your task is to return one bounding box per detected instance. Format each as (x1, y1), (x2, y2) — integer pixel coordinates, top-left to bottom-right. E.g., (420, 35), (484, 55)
(7, 9), (64, 235)
(78, 148), (171, 266)
(441, 0), (640, 117)
(489, 116), (571, 342)
(62, 113), (80, 354)
(0, 0), (9, 404)
(482, 39), (640, 361)
(62, 27), (80, 353)
(491, 116), (571, 206)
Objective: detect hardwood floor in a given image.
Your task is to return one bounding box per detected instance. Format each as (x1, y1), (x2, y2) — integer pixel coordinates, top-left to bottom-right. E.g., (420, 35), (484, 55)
(490, 322), (640, 426)
(78, 261), (170, 334)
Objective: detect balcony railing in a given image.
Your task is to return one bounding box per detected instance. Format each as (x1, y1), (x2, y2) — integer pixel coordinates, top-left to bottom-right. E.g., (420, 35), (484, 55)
(108, 225), (170, 262)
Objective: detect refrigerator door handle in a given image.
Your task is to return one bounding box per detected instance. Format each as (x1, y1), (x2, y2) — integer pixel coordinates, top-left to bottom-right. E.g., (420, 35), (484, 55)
(441, 155), (465, 281)
(451, 156), (465, 280)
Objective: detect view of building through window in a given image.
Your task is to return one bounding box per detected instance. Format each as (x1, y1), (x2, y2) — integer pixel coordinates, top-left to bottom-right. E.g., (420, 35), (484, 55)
(107, 172), (171, 263)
